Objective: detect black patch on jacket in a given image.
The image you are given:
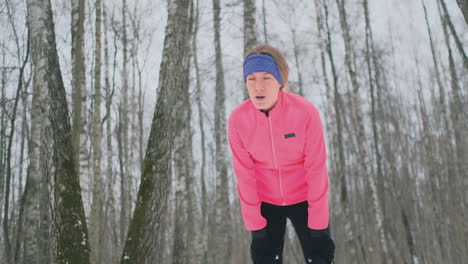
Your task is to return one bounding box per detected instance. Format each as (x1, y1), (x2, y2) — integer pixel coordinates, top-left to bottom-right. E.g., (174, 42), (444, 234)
(284, 133), (296, 139)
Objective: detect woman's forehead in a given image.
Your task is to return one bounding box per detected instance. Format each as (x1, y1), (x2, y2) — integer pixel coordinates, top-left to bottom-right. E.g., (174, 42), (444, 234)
(248, 72), (273, 76)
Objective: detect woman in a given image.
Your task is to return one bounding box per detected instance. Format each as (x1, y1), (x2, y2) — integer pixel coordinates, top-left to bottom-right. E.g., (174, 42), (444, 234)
(227, 44), (336, 264)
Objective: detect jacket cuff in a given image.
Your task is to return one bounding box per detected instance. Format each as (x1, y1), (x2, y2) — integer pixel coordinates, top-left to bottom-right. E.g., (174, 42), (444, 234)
(309, 226), (330, 237)
(307, 197), (329, 230)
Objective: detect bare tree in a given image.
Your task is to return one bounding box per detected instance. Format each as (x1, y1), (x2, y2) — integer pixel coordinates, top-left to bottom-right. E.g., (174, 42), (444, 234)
(191, 0), (209, 261)
(120, 0), (132, 246)
(171, 4), (197, 262)
(455, 0), (468, 24)
(71, 0), (87, 187)
(438, 0), (468, 70)
(243, 0), (257, 99)
(437, 1), (467, 262)
(262, 0), (268, 43)
(316, 0), (365, 263)
(420, 1), (452, 261)
(171, 40), (196, 264)
(13, 47), (32, 264)
(26, 0), (91, 262)
(207, 0), (232, 263)
(21, 4), (51, 264)
(120, 0), (193, 262)
(361, 0), (394, 262)
(102, 3), (119, 262)
(2, 11), (29, 264)
(90, 0), (104, 263)
(2, 2), (30, 262)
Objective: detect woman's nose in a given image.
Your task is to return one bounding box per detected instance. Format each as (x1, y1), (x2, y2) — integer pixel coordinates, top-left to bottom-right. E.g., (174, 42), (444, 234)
(254, 79), (264, 91)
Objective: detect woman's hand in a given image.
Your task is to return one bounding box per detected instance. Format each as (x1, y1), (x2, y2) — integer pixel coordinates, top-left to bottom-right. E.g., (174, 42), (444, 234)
(250, 226), (275, 263)
(308, 227), (335, 264)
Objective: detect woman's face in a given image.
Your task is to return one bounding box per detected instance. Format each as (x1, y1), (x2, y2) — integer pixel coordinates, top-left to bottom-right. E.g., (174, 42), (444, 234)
(246, 72), (282, 111)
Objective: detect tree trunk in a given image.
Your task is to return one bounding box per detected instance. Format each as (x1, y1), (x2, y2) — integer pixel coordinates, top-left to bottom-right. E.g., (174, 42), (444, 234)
(171, 59), (196, 264)
(120, 0), (193, 262)
(171, 5), (197, 263)
(421, 2), (458, 232)
(455, 0), (468, 25)
(291, 28), (304, 95)
(2, 27), (29, 264)
(120, 0), (131, 246)
(0, 41), (5, 246)
(262, 0), (268, 43)
(191, 0), (208, 262)
(437, 1), (467, 261)
(90, 0), (104, 263)
(243, 0), (257, 99)
(438, 0), (468, 70)
(321, 0), (362, 262)
(209, 0), (232, 263)
(13, 63), (31, 264)
(22, 7), (50, 263)
(102, 3), (118, 262)
(71, 0), (87, 193)
(417, 86), (446, 262)
(361, 0), (390, 262)
(26, 0), (91, 263)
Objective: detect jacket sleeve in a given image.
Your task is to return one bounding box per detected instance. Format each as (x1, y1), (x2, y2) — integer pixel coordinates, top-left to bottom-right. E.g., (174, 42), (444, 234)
(227, 114), (267, 231)
(304, 105), (330, 230)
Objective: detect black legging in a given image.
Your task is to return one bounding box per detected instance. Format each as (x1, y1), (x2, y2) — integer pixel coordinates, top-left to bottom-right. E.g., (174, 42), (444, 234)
(250, 201), (331, 264)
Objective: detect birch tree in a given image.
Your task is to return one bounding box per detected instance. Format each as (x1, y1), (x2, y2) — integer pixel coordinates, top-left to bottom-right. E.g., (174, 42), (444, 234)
(102, 3), (119, 261)
(171, 37), (196, 264)
(90, 0), (104, 263)
(208, 0), (232, 263)
(21, 10), (51, 264)
(120, 0), (132, 245)
(191, 0), (209, 261)
(171, 3), (197, 261)
(317, 0), (364, 262)
(2, 7), (30, 263)
(437, 1), (467, 262)
(243, 0), (257, 99)
(438, 0), (468, 70)
(71, 0), (87, 185)
(455, 0), (468, 24)
(25, 0), (91, 262)
(120, 0), (193, 262)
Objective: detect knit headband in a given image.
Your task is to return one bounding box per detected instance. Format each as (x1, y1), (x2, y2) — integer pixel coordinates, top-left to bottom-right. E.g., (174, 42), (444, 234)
(243, 54), (284, 86)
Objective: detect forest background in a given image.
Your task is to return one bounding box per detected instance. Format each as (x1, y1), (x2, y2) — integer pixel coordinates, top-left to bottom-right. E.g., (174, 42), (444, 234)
(0, 0), (466, 263)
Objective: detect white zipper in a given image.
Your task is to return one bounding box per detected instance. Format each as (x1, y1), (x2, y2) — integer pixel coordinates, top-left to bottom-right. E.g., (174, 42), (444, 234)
(268, 116), (286, 206)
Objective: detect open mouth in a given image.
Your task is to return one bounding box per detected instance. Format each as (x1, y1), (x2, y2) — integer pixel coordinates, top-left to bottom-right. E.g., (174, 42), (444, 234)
(256, 96), (266, 99)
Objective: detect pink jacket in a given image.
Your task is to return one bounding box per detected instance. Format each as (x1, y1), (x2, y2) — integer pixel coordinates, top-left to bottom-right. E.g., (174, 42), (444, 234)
(228, 90), (329, 231)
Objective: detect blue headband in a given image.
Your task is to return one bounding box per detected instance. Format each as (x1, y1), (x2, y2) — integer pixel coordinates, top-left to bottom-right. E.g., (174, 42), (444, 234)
(243, 54), (284, 85)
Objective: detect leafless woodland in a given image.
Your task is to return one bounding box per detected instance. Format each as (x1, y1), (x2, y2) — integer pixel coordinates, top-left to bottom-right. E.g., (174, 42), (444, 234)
(0, 0), (466, 263)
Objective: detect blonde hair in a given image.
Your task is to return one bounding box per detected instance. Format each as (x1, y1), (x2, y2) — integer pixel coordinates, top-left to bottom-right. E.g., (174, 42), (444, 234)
(244, 44), (290, 92)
